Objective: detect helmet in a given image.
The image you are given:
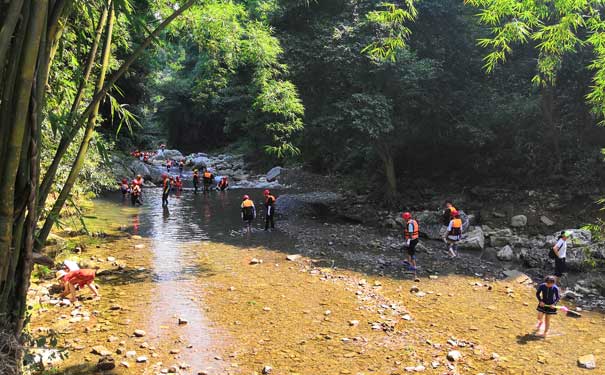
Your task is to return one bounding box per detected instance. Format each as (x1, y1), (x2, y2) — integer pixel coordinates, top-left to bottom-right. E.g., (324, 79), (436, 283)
(122, 178), (127, 184)
(402, 212), (411, 220)
(162, 173), (168, 178)
(564, 230), (573, 238)
(243, 195), (250, 200)
(451, 210), (459, 217)
(263, 189), (270, 195)
(193, 168), (198, 172)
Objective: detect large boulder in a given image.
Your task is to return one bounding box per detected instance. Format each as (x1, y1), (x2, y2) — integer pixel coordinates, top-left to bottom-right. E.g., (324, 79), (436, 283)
(148, 165), (165, 185)
(414, 211), (443, 240)
(129, 160), (151, 180)
(511, 215), (528, 227)
(458, 226), (485, 250)
(485, 228), (517, 247)
(266, 166), (283, 182)
(110, 155), (133, 180)
(153, 149), (183, 161)
(547, 229), (592, 247)
(189, 156), (209, 170)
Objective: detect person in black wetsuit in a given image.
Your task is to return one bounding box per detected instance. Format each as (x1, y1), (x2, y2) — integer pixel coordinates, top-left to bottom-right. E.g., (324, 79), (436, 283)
(161, 173), (170, 207)
(535, 275), (560, 338)
(263, 189), (276, 231)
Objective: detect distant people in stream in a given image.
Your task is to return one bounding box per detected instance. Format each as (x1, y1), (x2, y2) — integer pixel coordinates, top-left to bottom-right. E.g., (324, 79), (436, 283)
(57, 269), (100, 302)
(551, 231), (570, 284)
(264, 189), (276, 231)
(445, 210), (462, 258)
(192, 169), (200, 193)
(241, 194), (256, 234)
(166, 159), (172, 172)
(203, 168), (214, 192)
(535, 275), (561, 338)
(174, 176), (183, 192)
(179, 160), (184, 174)
(119, 178), (129, 198)
(162, 173), (170, 207)
(131, 175), (143, 206)
(402, 212), (419, 278)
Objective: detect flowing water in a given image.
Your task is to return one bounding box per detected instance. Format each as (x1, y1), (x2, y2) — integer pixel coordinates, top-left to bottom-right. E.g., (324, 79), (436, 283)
(29, 188), (605, 375)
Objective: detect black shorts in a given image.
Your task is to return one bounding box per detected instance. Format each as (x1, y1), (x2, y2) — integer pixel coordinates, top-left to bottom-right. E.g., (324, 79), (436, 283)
(406, 239), (419, 257)
(537, 305), (557, 315)
(554, 257), (566, 277)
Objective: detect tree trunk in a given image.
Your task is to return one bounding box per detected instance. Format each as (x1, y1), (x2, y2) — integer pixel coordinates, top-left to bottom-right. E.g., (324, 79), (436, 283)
(376, 142), (397, 204)
(0, 0), (25, 79)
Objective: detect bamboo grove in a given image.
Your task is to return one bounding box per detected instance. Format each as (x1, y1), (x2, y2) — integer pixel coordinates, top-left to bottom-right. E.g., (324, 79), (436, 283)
(0, 1), (194, 372)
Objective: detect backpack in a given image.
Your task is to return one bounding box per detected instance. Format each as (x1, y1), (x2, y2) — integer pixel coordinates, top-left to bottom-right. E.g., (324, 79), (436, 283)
(549, 233), (564, 259)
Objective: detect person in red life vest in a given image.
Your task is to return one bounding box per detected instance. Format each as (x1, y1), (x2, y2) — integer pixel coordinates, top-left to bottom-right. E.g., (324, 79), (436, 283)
(162, 173), (170, 207)
(175, 176), (183, 192)
(192, 169), (200, 194)
(202, 168), (214, 192)
(217, 176), (229, 191)
(241, 195), (256, 234)
(119, 178), (129, 198)
(131, 175), (143, 206)
(57, 269), (100, 302)
(263, 189), (276, 231)
(143, 152), (149, 163)
(402, 212), (419, 275)
(446, 210), (463, 258)
(133, 174), (144, 187)
(166, 159), (172, 172)
(179, 160), (185, 174)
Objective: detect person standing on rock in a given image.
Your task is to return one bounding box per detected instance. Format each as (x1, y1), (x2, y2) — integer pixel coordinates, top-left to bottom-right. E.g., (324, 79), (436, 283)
(552, 231), (570, 284)
(535, 275), (560, 338)
(264, 189), (276, 231)
(162, 173), (171, 207)
(193, 169), (200, 193)
(446, 210), (462, 257)
(203, 168), (214, 192)
(241, 195), (256, 234)
(402, 212), (419, 274)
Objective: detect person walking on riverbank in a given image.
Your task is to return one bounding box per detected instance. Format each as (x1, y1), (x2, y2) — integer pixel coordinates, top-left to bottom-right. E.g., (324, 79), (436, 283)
(535, 275), (560, 338)
(552, 231), (570, 284)
(241, 195), (256, 234)
(264, 189), (276, 231)
(203, 168), (214, 192)
(193, 169), (200, 193)
(162, 173), (170, 207)
(445, 210), (462, 257)
(402, 212), (419, 275)
(57, 269), (100, 302)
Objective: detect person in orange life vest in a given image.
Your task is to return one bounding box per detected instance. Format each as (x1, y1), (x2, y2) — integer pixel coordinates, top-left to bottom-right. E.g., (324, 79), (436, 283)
(241, 195), (256, 234)
(192, 169), (200, 193)
(131, 175), (143, 206)
(217, 176), (229, 191)
(133, 174), (143, 187)
(162, 173), (170, 207)
(402, 212), (419, 272)
(179, 160), (185, 174)
(119, 178), (129, 197)
(263, 189), (276, 231)
(175, 176), (183, 191)
(202, 168), (214, 192)
(57, 269), (99, 302)
(446, 210), (463, 258)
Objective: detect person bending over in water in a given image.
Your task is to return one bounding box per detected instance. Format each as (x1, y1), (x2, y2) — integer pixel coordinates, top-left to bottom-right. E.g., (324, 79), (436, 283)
(241, 195), (256, 234)
(535, 275), (560, 338)
(57, 269), (100, 302)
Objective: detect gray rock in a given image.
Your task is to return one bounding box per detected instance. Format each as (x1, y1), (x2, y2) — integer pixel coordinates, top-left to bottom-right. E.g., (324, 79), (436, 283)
(91, 346), (112, 356)
(129, 160), (151, 180)
(540, 215), (555, 226)
(497, 245), (514, 261)
(262, 365), (273, 374)
(511, 215), (527, 227)
(266, 166), (283, 182)
(447, 350), (462, 362)
(154, 149), (183, 161)
(189, 156), (209, 170)
(96, 356), (115, 371)
(502, 269), (531, 284)
(458, 227), (485, 250)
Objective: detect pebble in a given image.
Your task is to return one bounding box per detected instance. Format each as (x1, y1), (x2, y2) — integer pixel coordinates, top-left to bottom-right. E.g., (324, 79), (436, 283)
(348, 320), (359, 327)
(178, 317), (188, 325)
(126, 351), (137, 358)
(136, 356), (148, 363)
(324, 310), (331, 316)
(170, 349), (180, 354)
(91, 346), (112, 356)
(120, 361), (130, 368)
(134, 329), (146, 337)
(410, 286), (420, 293)
(578, 354), (596, 369)
(263, 307), (271, 312)
(447, 350), (462, 362)
(286, 254), (302, 261)
(109, 304), (122, 310)
(134, 244), (145, 249)
(250, 258), (262, 265)
(107, 256), (116, 262)
(262, 365), (273, 374)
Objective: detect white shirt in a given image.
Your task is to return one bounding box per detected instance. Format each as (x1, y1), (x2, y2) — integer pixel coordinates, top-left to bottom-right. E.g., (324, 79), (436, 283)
(555, 238), (567, 258)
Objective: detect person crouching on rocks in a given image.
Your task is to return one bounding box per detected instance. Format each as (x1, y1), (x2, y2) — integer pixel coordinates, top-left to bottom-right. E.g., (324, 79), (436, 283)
(241, 195), (256, 234)
(535, 275), (560, 338)
(445, 210), (462, 258)
(57, 269), (100, 302)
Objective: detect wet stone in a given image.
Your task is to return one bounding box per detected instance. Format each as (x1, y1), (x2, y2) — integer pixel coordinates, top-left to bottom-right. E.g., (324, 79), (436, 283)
(134, 329), (146, 337)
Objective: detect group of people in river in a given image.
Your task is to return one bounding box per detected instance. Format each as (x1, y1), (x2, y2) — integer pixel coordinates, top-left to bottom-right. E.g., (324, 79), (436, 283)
(402, 201), (571, 338)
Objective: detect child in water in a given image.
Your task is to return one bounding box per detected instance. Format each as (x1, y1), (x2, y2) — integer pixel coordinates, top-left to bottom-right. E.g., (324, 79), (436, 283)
(57, 269), (100, 302)
(535, 275), (560, 338)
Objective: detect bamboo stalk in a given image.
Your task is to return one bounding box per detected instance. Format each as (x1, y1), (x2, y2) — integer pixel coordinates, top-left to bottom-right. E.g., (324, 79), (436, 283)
(0, 0), (25, 78)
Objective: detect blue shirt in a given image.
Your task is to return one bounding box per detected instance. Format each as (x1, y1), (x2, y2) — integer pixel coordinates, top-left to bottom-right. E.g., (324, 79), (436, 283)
(536, 283), (560, 305)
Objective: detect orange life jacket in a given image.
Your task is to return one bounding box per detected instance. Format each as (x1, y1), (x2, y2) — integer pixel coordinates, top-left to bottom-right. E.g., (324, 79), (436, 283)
(449, 218), (462, 236)
(265, 194), (276, 207)
(203, 172), (212, 179)
(404, 219), (419, 240)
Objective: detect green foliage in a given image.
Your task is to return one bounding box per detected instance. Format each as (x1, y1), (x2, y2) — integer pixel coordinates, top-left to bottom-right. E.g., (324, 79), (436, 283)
(465, 0), (605, 123)
(362, 2), (418, 61)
